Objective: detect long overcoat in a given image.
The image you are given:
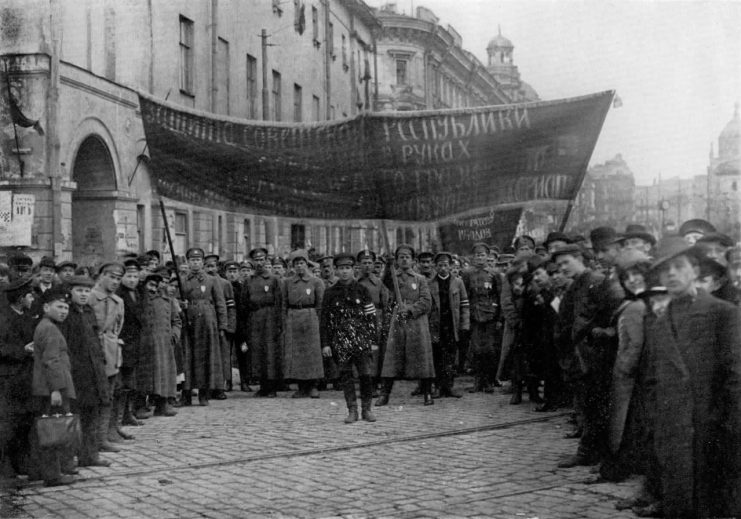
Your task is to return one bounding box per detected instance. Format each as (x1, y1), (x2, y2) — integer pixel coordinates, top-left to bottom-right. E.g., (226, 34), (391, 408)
(138, 293), (181, 397)
(32, 317), (76, 399)
(281, 273), (324, 380)
(243, 271), (282, 380)
(0, 309), (36, 413)
(381, 269), (435, 379)
(59, 304), (109, 407)
(644, 290), (741, 518)
(181, 270), (227, 390)
(116, 285), (142, 388)
(428, 275), (470, 343)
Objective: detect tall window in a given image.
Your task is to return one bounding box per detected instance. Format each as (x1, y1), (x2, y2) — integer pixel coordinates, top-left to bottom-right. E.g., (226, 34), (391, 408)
(246, 54), (257, 118)
(216, 37), (230, 114)
(293, 84), (302, 122)
(291, 224), (306, 249)
(174, 212), (188, 255)
(272, 70), (281, 121)
(243, 218), (251, 254)
(312, 95), (320, 121)
(311, 6), (319, 44)
(179, 16), (194, 94)
(396, 59), (407, 85)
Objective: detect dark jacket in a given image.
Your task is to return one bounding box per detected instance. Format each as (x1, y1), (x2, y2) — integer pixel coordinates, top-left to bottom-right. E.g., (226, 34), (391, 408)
(320, 279), (376, 364)
(116, 285), (143, 369)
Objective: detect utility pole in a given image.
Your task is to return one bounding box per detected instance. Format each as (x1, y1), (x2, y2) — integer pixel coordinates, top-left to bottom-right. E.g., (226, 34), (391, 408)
(261, 29), (269, 120)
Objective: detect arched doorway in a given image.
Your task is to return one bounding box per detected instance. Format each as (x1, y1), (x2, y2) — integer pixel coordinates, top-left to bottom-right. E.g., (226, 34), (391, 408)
(71, 135), (118, 266)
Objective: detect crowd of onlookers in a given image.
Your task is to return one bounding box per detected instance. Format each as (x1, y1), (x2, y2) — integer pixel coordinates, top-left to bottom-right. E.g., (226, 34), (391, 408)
(1, 217), (740, 518)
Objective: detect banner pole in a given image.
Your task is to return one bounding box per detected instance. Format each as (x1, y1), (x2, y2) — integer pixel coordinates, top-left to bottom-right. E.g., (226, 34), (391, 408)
(160, 199), (189, 330)
(380, 220), (402, 304)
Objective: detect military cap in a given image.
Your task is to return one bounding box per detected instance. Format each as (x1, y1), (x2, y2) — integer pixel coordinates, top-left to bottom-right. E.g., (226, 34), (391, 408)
(543, 232), (571, 247)
(4, 276), (34, 303)
(513, 235), (536, 250)
(696, 232), (734, 248)
(68, 275), (95, 288)
(395, 244), (415, 258)
(38, 256), (56, 270)
(618, 224), (656, 246)
(272, 256), (287, 268)
(471, 242), (490, 254)
(589, 227), (619, 250)
(186, 247), (205, 260)
(549, 243), (584, 260)
(144, 272), (164, 285)
(204, 254), (220, 264)
(678, 218), (716, 238)
(55, 260), (78, 272)
(356, 249), (376, 262)
(145, 249), (161, 261)
(434, 251), (453, 264)
(41, 286), (70, 305)
(137, 254), (153, 267)
(288, 249), (309, 264)
(240, 260), (255, 269)
(224, 260), (240, 270)
(98, 262), (125, 276)
(333, 252), (355, 267)
(123, 258), (140, 271)
(248, 247), (269, 259)
(417, 251), (434, 261)
(319, 255), (334, 265)
(8, 252), (33, 268)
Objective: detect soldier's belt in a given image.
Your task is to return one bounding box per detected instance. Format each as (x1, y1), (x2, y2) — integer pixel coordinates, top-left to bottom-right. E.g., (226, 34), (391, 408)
(287, 303), (315, 309)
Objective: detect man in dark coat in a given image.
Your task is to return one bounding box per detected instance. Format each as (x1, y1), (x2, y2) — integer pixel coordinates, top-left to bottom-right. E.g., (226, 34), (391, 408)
(321, 253), (377, 423)
(356, 250), (390, 389)
(0, 278), (37, 478)
(181, 248), (227, 406)
(116, 259), (143, 427)
(242, 247), (282, 397)
(641, 236), (741, 518)
(204, 254), (235, 399)
(60, 276), (111, 467)
(226, 261), (251, 391)
(552, 244), (623, 469)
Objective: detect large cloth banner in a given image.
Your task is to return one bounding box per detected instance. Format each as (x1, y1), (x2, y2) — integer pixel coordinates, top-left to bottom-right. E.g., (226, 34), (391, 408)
(438, 208), (524, 253)
(138, 90), (613, 221)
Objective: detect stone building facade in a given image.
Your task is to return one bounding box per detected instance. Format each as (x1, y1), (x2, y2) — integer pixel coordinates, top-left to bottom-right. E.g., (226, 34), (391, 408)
(0, 0), (532, 265)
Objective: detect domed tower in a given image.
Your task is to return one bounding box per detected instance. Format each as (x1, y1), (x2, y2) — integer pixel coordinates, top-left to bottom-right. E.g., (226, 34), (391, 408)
(719, 103), (740, 160)
(485, 27), (538, 102)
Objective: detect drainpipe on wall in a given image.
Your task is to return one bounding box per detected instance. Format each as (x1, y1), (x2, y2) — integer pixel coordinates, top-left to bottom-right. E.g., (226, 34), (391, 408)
(323, 0), (331, 120)
(48, 0), (63, 258)
(210, 0), (218, 113)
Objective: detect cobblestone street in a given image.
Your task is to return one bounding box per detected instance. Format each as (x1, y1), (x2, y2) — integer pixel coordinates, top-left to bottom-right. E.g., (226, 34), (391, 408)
(1, 378), (641, 519)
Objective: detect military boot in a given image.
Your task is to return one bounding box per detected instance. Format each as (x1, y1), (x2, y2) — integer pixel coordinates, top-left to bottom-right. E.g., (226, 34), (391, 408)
(359, 376), (376, 422)
(343, 379), (358, 424)
(98, 406), (121, 453)
(374, 378), (394, 406)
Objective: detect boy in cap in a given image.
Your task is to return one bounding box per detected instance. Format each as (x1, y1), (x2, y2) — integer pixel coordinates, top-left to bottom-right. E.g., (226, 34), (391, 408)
(55, 261), (78, 287)
(88, 263), (126, 451)
(60, 276), (111, 467)
(321, 253), (377, 423)
(116, 259), (144, 427)
(638, 236), (741, 518)
(30, 288), (76, 486)
(225, 261), (251, 391)
(357, 250), (390, 393)
(0, 278), (37, 478)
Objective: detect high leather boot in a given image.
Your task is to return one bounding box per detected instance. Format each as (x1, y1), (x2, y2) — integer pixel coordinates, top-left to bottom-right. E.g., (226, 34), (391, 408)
(359, 376), (376, 422)
(422, 379), (434, 406)
(528, 379), (544, 404)
(374, 378), (394, 406)
(121, 391), (143, 426)
(113, 392), (134, 440)
(181, 388), (193, 406)
(509, 381), (523, 405)
(98, 406), (120, 453)
(343, 378), (358, 424)
(107, 395), (124, 443)
(154, 396), (177, 417)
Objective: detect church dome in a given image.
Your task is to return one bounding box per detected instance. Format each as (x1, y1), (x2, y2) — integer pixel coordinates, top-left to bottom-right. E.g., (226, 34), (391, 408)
(487, 27), (513, 51)
(718, 104), (740, 159)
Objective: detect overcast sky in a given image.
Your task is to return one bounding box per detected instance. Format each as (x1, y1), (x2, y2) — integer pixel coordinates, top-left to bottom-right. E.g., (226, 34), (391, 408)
(366, 0), (741, 186)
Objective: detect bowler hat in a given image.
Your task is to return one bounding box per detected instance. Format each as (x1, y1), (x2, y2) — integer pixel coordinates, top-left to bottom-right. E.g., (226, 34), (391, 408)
(679, 219), (715, 237)
(589, 227), (618, 250)
(618, 224), (656, 246)
(649, 235), (699, 272)
(696, 232), (734, 248)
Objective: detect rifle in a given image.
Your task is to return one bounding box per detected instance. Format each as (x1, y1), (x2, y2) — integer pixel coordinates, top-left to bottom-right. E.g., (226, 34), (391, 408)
(159, 199), (189, 329)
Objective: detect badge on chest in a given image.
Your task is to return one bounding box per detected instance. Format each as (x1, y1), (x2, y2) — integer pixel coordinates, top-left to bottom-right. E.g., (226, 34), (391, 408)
(411, 283), (417, 290)
(264, 285), (270, 293)
(484, 282), (492, 290)
(306, 288), (311, 296)
(200, 285), (206, 293)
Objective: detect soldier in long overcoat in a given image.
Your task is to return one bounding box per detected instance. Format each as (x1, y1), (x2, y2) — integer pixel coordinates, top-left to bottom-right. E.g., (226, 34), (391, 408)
(642, 236), (741, 518)
(281, 249), (324, 398)
(377, 244), (435, 406)
(138, 272), (181, 415)
(181, 248), (227, 406)
(243, 247), (283, 397)
(204, 254), (235, 399)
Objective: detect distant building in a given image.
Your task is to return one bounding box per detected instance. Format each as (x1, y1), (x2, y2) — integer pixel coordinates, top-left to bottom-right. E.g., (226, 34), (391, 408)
(565, 154), (636, 234)
(707, 104), (741, 239)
